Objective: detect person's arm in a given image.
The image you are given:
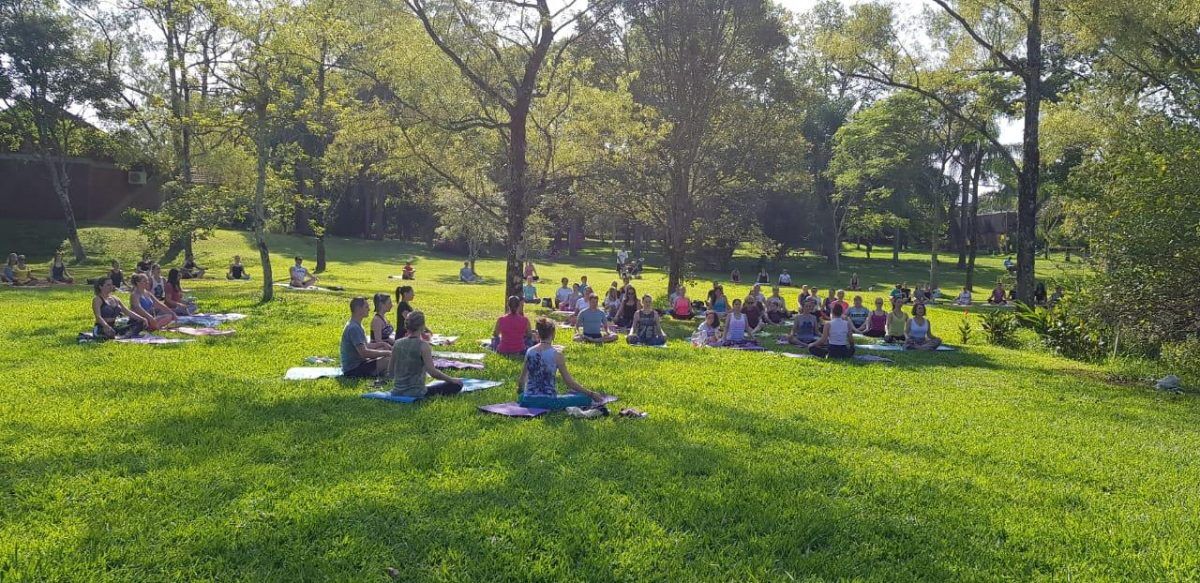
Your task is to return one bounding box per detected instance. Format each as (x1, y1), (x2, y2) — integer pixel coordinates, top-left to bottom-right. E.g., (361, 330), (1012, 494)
(905, 318), (914, 337)
(654, 313), (666, 339)
(355, 337), (391, 360)
(491, 318), (501, 339)
(517, 356), (528, 391)
(116, 298), (148, 325)
(808, 324), (829, 349)
(129, 291), (154, 322)
(557, 352), (602, 401)
(421, 342), (459, 383)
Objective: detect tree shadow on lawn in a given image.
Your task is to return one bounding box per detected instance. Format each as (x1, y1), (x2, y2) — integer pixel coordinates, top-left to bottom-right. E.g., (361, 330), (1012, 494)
(46, 389), (1026, 580)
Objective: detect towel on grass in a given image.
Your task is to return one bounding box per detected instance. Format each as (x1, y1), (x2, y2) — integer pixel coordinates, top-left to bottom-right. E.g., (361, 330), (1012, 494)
(858, 343), (956, 352)
(362, 379), (504, 404)
(178, 313), (247, 324)
(431, 351), (486, 361)
(431, 358), (485, 370)
(273, 283), (334, 292)
(77, 332), (193, 345)
(284, 367), (344, 380)
(173, 327), (235, 337)
(478, 339), (563, 352)
(428, 334), (458, 346)
(778, 352), (894, 363)
(478, 394), (618, 418)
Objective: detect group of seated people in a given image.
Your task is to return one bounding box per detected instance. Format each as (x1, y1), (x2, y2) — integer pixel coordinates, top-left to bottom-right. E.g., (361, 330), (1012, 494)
(776, 296), (941, 353)
(341, 293), (608, 410)
(2, 251), (77, 286)
(729, 267), (864, 292)
(88, 266), (200, 338)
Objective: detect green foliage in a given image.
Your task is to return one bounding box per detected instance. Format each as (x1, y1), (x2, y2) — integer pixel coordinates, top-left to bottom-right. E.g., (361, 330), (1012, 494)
(980, 309), (1018, 347)
(1161, 337), (1200, 390)
(957, 315), (973, 345)
(1015, 299), (1106, 362)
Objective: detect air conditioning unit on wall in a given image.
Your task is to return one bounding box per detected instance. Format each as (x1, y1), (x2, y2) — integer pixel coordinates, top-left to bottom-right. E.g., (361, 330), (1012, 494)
(128, 170), (147, 185)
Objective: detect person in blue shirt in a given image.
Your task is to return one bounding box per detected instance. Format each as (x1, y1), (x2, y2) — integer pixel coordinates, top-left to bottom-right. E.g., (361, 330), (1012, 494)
(522, 277), (540, 304)
(520, 317), (607, 410)
(341, 296), (393, 377)
(574, 294), (617, 343)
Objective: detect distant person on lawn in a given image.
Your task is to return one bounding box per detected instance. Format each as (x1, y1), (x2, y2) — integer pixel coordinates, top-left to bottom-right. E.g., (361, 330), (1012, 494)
(721, 299), (758, 347)
(522, 277), (540, 304)
(614, 285), (640, 329)
(627, 294), (667, 346)
(730, 268), (741, 283)
(778, 269), (792, 286)
(227, 255), (250, 280)
(91, 276), (147, 339)
(459, 261), (480, 283)
(129, 273), (176, 331)
(1048, 285), (1064, 309)
(1, 253), (15, 284)
(988, 282), (1008, 305)
(341, 296), (392, 378)
(290, 257), (318, 288)
(108, 259), (125, 290)
(402, 261), (415, 280)
(520, 317), (607, 410)
(390, 311), (464, 397)
(576, 294), (618, 343)
(669, 285), (694, 320)
(756, 267), (770, 284)
(181, 255), (206, 279)
(370, 293), (396, 346)
(954, 288), (972, 306)
(692, 311), (723, 347)
(523, 260), (539, 282)
(904, 303), (943, 351)
(12, 255), (42, 285)
(885, 298), (908, 343)
(849, 272), (860, 291)
(808, 302), (856, 359)
(50, 251), (74, 284)
(493, 295), (534, 355)
(554, 278), (573, 309)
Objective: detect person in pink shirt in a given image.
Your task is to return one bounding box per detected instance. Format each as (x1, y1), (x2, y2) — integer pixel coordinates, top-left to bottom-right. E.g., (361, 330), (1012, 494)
(491, 295), (533, 355)
(670, 285), (694, 320)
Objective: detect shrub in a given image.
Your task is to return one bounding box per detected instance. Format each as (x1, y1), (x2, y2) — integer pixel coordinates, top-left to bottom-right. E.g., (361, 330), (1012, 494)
(1161, 338), (1200, 390)
(980, 310), (1018, 347)
(1014, 300), (1107, 361)
(957, 313), (973, 344)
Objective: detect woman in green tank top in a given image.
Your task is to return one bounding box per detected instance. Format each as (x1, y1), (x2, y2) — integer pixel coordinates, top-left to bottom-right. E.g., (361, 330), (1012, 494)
(390, 311), (464, 397)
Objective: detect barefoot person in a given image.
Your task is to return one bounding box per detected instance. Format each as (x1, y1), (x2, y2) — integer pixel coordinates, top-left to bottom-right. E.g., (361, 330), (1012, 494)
(227, 255), (250, 280)
(129, 273), (176, 331)
(389, 311), (464, 396)
(181, 255), (206, 279)
(290, 257), (318, 288)
(904, 303), (943, 351)
(627, 295), (667, 346)
(49, 251), (74, 284)
(575, 294), (617, 343)
(492, 295), (534, 355)
(370, 293), (396, 346)
(809, 303), (856, 358)
(91, 276), (147, 339)
(519, 317), (607, 410)
(341, 297), (393, 377)
(721, 299), (759, 347)
(846, 295), (870, 332)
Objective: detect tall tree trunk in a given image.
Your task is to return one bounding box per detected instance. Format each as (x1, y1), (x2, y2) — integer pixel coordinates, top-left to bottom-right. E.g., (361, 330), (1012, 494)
(1015, 0), (1043, 303)
(892, 226), (901, 268)
(315, 233), (327, 273)
(373, 182), (386, 240)
(44, 154), (86, 262)
(665, 164), (689, 297)
(253, 106), (273, 303)
(965, 149), (983, 291)
(567, 219), (578, 257)
(504, 103), (531, 304)
(956, 145), (973, 269)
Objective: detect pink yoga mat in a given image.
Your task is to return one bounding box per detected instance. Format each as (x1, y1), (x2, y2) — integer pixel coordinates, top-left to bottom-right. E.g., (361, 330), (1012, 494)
(478, 394), (618, 418)
(173, 327), (235, 336)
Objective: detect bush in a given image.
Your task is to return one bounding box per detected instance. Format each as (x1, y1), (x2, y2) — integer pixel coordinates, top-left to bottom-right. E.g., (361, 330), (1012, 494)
(1161, 338), (1200, 390)
(980, 310), (1018, 347)
(1014, 300), (1107, 361)
(957, 314), (972, 344)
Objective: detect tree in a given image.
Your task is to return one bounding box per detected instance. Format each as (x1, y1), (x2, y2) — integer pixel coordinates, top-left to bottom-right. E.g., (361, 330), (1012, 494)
(398, 0), (612, 303)
(0, 0), (120, 261)
(823, 0), (1066, 302)
(611, 0), (790, 296)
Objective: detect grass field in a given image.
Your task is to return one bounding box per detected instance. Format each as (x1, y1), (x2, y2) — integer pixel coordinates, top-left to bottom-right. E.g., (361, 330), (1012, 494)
(1, 223), (1198, 581)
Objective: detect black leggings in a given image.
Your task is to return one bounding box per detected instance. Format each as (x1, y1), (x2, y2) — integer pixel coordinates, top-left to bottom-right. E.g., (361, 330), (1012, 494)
(810, 344), (855, 358)
(425, 381), (464, 396)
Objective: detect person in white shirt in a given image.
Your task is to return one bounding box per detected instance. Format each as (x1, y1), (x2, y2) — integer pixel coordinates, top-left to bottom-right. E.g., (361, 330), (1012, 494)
(459, 261), (480, 283)
(778, 270), (792, 286)
(290, 257), (318, 288)
(554, 277), (573, 309)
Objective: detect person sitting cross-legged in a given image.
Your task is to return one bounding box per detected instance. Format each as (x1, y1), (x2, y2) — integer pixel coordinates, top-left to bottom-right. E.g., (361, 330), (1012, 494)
(885, 298), (908, 343)
(341, 296), (393, 377)
(904, 303), (943, 351)
(370, 293), (396, 346)
(459, 261), (480, 283)
(691, 311), (723, 347)
(521, 277), (540, 305)
(49, 251), (74, 284)
(290, 257), (318, 288)
(784, 298), (822, 346)
(846, 295), (870, 332)
(129, 273), (176, 331)
(163, 268), (198, 316)
(954, 287), (973, 306)
(227, 255), (251, 280)
(808, 302), (856, 359)
(575, 294), (618, 343)
(721, 299), (759, 347)
(389, 311), (464, 397)
(988, 282), (1008, 305)
(91, 276), (147, 339)
(402, 261), (415, 280)
(493, 295), (535, 355)
(669, 285), (694, 320)
(627, 294), (667, 346)
(778, 269), (792, 287)
(519, 317), (608, 410)
(862, 297), (888, 337)
(554, 278), (573, 310)
(765, 286), (789, 324)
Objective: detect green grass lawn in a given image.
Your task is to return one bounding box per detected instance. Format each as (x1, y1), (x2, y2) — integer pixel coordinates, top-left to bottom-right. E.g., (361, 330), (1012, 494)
(2, 224), (1198, 581)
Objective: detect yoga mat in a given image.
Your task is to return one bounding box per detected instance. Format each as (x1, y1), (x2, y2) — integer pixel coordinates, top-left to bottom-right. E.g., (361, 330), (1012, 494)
(116, 334), (192, 345)
(305, 356), (336, 364)
(173, 327), (235, 337)
(428, 334), (458, 346)
(725, 345), (768, 351)
(432, 352), (485, 361)
(478, 394), (618, 418)
(361, 391), (420, 403)
(431, 358), (484, 370)
(285, 367), (344, 380)
(479, 339), (563, 352)
(274, 283), (333, 292)
(858, 343), (956, 352)
(778, 351), (891, 363)
(550, 310), (576, 317)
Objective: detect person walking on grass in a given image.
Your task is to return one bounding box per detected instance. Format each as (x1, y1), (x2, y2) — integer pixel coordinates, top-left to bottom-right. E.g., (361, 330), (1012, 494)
(520, 317), (607, 410)
(389, 311), (464, 397)
(341, 296), (392, 378)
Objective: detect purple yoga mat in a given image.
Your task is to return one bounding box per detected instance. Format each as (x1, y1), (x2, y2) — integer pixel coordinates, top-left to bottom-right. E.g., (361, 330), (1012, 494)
(478, 394), (618, 418)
